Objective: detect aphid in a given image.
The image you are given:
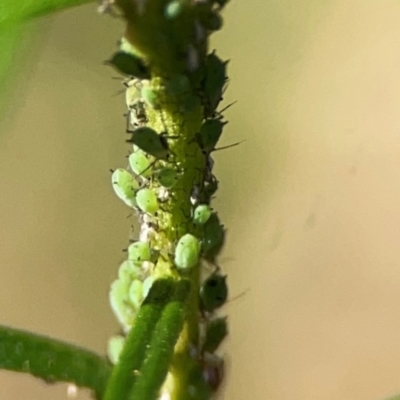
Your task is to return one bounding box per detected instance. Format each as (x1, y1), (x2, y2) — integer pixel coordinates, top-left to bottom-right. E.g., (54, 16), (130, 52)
(214, 0), (230, 9)
(127, 127), (170, 160)
(199, 273), (228, 312)
(203, 175), (219, 201)
(203, 52), (228, 118)
(136, 188), (159, 214)
(202, 353), (224, 392)
(117, 260), (142, 282)
(196, 9), (223, 32)
(105, 51), (150, 80)
(128, 279), (144, 309)
(111, 168), (139, 208)
(156, 167), (179, 188)
(107, 335), (126, 365)
(196, 119), (227, 153)
(129, 151), (152, 178)
(193, 204), (212, 225)
(185, 361), (213, 399)
(127, 241), (151, 262)
(109, 279), (136, 331)
(174, 233), (201, 270)
(142, 275), (155, 299)
(202, 317), (228, 354)
(202, 213), (225, 258)
(164, 0), (183, 19)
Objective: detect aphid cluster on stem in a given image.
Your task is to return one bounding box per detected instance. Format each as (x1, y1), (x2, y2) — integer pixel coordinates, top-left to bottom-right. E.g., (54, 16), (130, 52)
(105, 0), (234, 395)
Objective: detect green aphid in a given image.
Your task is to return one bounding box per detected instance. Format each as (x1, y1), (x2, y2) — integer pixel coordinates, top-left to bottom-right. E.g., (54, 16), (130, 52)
(105, 51), (150, 80)
(202, 317), (228, 354)
(127, 127), (170, 160)
(142, 276), (155, 299)
(202, 213), (225, 258)
(203, 52), (228, 118)
(127, 241), (151, 263)
(129, 151), (152, 177)
(111, 168), (140, 209)
(174, 233), (201, 270)
(196, 119), (227, 153)
(200, 273), (228, 313)
(109, 279), (136, 331)
(107, 335), (126, 365)
(156, 167), (179, 188)
(193, 204), (212, 225)
(164, 0), (183, 19)
(128, 279), (144, 310)
(117, 260), (142, 282)
(136, 188), (159, 214)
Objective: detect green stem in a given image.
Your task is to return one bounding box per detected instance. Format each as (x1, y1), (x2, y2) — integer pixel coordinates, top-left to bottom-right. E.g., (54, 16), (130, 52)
(103, 278), (176, 400)
(128, 279), (191, 400)
(0, 324), (111, 399)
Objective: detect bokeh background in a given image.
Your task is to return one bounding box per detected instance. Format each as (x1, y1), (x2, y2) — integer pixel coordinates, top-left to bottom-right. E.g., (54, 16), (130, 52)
(2, 1), (400, 399)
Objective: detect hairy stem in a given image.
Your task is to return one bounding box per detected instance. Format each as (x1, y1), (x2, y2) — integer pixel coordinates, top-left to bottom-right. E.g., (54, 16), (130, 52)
(0, 324), (111, 399)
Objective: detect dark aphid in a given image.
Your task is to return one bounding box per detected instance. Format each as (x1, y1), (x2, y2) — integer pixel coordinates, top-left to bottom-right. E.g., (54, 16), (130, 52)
(202, 317), (228, 354)
(106, 51), (150, 80)
(203, 52), (228, 118)
(200, 273), (228, 312)
(127, 127), (170, 160)
(214, 0), (230, 9)
(202, 353), (224, 392)
(196, 118), (227, 153)
(185, 360), (213, 400)
(203, 175), (219, 201)
(202, 213), (225, 258)
(156, 167), (179, 188)
(198, 10), (223, 32)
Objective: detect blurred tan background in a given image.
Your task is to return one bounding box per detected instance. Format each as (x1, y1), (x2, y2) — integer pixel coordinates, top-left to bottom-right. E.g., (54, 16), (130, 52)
(1, 1), (400, 399)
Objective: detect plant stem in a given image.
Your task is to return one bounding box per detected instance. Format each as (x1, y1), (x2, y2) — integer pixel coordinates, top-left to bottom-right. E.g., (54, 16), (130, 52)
(0, 324), (111, 399)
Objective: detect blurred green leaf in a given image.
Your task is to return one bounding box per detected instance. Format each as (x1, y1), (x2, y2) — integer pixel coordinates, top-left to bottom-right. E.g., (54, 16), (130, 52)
(0, 0), (94, 27)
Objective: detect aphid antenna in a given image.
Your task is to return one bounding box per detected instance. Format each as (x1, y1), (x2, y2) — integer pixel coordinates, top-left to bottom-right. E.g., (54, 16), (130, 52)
(225, 289), (249, 307)
(211, 140), (244, 153)
(135, 159), (157, 179)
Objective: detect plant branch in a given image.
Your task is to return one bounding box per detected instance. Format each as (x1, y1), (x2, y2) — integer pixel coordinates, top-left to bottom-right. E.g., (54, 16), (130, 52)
(0, 324), (111, 399)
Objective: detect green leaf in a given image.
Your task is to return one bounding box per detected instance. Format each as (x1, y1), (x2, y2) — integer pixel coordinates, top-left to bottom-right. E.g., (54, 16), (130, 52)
(0, 24), (24, 120)
(0, 324), (111, 398)
(103, 278), (176, 400)
(128, 279), (191, 400)
(0, 0), (95, 27)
